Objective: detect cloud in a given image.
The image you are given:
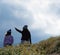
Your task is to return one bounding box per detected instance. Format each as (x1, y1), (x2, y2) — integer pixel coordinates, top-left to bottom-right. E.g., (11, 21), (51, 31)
(0, 3), (33, 26)
(0, 1), (34, 47)
(24, 0), (60, 35)
(0, 0), (60, 37)
(1, 0), (60, 47)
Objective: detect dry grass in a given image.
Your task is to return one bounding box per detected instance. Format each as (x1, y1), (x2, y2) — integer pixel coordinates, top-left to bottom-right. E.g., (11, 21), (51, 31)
(0, 36), (60, 55)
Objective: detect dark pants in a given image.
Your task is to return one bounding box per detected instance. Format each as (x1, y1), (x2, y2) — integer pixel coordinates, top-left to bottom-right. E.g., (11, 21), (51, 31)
(4, 43), (12, 47)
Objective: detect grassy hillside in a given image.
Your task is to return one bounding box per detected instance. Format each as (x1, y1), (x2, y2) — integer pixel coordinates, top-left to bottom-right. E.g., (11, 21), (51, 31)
(0, 36), (60, 55)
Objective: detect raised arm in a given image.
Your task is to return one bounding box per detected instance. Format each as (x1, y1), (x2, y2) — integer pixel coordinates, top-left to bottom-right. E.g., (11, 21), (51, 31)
(15, 27), (22, 33)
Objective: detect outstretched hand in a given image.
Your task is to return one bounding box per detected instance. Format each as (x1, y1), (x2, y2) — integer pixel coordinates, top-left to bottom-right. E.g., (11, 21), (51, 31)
(15, 27), (22, 33)
(15, 27), (17, 30)
(15, 27), (16, 29)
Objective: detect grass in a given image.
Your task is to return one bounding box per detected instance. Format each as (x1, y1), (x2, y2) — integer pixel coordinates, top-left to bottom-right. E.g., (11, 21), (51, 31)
(0, 36), (60, 55)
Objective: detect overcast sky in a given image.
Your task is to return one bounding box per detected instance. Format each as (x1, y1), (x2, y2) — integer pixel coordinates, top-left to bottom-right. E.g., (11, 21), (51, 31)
(0, 0), (60, 47)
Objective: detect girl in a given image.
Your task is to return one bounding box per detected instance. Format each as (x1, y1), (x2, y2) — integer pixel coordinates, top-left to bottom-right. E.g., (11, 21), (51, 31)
(4, 29), (14, 47)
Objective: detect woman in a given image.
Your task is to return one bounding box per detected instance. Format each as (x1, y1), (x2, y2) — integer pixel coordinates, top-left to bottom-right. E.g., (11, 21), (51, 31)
(4, 29), (14, 47)
(15, 25), (32, 44)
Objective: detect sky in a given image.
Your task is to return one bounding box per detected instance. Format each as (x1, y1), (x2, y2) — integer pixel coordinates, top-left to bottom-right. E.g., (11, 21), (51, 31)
(0, 0), (60, 47)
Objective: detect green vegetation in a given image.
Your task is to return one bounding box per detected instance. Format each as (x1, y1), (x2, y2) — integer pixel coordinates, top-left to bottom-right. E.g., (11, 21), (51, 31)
(0, 36), (60, 55)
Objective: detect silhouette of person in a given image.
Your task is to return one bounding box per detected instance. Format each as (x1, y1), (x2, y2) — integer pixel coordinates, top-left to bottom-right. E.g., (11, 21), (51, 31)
(15, 25), (32, 44)
(4, 29), (14, 47)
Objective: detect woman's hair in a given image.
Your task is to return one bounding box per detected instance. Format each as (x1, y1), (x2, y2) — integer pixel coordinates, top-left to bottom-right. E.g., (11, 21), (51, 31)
(23, 25), (28, 29)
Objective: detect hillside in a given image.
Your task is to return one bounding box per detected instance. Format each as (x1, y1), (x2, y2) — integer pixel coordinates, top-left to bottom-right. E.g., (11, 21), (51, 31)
(0, 36), (60, 55)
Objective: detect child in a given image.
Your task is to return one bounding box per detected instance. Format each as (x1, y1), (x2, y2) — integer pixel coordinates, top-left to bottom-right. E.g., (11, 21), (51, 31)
(4, 29), (14, 47)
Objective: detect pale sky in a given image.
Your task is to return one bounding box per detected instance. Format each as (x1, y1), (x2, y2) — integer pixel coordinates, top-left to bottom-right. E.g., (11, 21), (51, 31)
(0, 0), (60, 47)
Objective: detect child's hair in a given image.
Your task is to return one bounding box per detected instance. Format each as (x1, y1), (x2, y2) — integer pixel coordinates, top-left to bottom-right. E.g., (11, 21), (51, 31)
(5, 29), (11, 36)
